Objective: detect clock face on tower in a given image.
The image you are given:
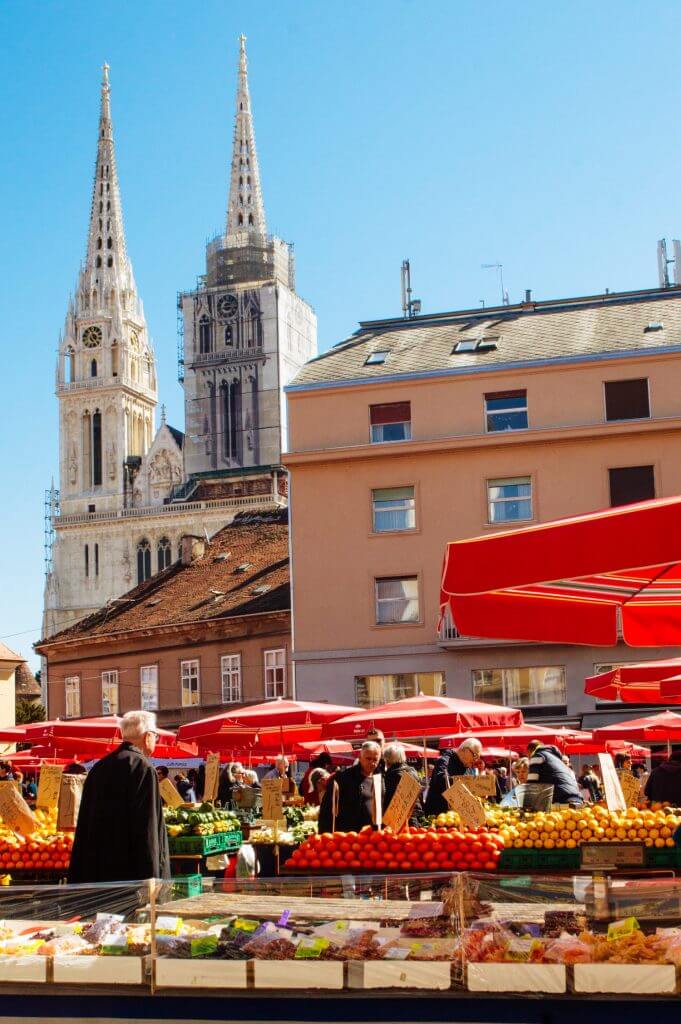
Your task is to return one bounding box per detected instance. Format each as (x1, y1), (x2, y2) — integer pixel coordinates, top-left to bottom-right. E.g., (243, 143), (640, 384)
(82, 325), (102, 348)
(217, 294), (238, 321)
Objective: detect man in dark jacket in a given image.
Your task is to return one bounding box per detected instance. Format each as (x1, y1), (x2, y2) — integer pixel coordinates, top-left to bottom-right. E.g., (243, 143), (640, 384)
(384, 743), (424, 826)
(68, 710), (170, 883)
(645, 746), (681, 805)
(319, 742), (383, 832)
(526, 742), (583, 805)
(424, 738), (483, 815)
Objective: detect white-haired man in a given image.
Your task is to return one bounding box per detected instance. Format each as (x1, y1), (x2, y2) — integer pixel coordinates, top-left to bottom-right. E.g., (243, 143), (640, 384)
(319, 741), (384, 833)
(424, 738), (483, 815)
(68, 710), (170, 883)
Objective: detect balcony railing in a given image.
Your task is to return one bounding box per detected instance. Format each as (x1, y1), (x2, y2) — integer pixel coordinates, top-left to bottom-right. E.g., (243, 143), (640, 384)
(438, 606), (461, 642)
(190, 347), (264, 367)
(55, 492), (284, 527)
(56, 375), (156, 400)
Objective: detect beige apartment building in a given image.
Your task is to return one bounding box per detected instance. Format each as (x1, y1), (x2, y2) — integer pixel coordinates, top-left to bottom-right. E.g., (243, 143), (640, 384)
(284, 286), (681, 728)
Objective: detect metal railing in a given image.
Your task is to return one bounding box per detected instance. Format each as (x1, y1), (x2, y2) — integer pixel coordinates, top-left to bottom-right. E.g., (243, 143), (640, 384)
(438, 606), (461, 642)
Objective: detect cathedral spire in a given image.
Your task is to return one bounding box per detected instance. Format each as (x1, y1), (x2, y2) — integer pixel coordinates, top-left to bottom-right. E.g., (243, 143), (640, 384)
(85, 62), (129, 271)
(226, 35), (267, 237)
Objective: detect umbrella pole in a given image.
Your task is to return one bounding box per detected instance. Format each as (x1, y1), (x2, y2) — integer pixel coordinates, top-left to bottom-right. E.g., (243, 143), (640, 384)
(423, 737), (427, 778)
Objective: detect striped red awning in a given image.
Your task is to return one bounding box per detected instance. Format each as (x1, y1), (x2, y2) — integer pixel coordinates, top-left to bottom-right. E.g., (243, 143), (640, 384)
(440, 496), (681, 647)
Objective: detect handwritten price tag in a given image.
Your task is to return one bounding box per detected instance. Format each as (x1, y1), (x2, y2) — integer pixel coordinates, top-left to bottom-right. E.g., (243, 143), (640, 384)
(36, 764), (64, 809)
(203, 753), (220, 803)
(383, 773), (421, 832)
(443, 780), (486, 827)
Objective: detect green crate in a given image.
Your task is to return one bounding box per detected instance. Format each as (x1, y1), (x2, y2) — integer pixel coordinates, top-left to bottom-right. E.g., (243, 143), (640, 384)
(498, 848), (581, 871)
(169, 831), (242, 856)
(644, 846), (681, 869)
(172, 873), (203, 898)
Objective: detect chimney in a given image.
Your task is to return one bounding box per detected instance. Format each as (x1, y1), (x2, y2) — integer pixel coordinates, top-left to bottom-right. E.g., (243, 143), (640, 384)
(180, 535), (206, 566)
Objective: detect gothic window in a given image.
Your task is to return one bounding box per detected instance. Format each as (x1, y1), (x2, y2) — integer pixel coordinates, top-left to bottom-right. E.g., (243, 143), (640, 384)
(238, 214), (243, 226)
(111, 341), (118, 376)
(107, 256), (113, 267)
(137, 539), (152, 584)
(99, 202), (103, 213)
(95, 543), (99, 577)
(98, 219), (102, 230)
(247, 176), (251, 185)
(65, 348), (75, 383)
(248, 214), (254, 226)
(90, 359), (97, 378)
(239, 176), (243, 186)
(82, 412), (92, 487)
(107, 237), (112, 249)
(106, 201), (110, 211)
(230, 380), (241, 462)
(96, 256), (102, 268)
(198, 315), (212, 354)
(97, 237), (102, 249)
(92, 410), (102, 486)
(225, 325), (233, 346)
(84, 544), (89, 578)
(157, 537), (171, 572)
(220, 381), (229, 461)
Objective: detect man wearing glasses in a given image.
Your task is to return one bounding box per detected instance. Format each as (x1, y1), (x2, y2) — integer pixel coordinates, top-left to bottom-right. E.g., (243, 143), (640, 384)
(68, 710), (170, 883)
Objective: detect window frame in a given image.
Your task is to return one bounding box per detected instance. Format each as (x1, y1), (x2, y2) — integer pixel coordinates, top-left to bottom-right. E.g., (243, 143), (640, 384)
(180, 659), (200, 707)
(471, 665), (567, 710)
(140, 664), (159, 711)
(354, 672), (446, 708)
(369, 402), (412, 444)
(264, 648), (287, 699)
(64, 675), (81, 719)
(101, 669), (119, 715)
(374, 575), (421, 627)
(603, 377), (651, 423)
(221, 653), (242, 704)
(486, 475), (533, 525)
(484, 389), (528, 433)
(371, 485), (417, 534)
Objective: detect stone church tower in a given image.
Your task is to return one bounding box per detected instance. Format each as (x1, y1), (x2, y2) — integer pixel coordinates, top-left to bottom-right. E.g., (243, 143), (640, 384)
(179, 37), (317, 495)
(43, 42), (313, 685)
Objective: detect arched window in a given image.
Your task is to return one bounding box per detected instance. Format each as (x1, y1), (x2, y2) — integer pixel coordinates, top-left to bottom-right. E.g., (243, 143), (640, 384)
(198, 315), (211, 354)
(248, 214), (254, 226)
(92, 409), (102, 486)
(65, 347), (75, 383)
(97, 237), (102, 250)
(224, 325), (233, 346)
(107, 237), (112, 249)
(96, 256), (102, 268)
(111, 340), (119, 376)
(157, 537), (172, 572)
(229, 380), (241, 462)
(107, 256), (113, 267)
(90, 358), (98, 378)
(137, 539), (152, 584)
(238, 213), (243, 225)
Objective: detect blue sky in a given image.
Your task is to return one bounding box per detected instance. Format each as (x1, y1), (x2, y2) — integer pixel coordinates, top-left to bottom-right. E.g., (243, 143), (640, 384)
(2, 0), (681, 668)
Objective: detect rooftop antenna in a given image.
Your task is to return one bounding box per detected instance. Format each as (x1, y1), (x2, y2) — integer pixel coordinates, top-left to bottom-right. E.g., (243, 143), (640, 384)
(401, 260), (422, 318)
(658, 239), (673, 288)
(482, 262), (510, 305)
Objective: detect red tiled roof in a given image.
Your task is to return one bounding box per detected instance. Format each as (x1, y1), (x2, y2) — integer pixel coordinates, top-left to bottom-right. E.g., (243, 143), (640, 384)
(39, 508), (290, 645)
(0, 642), (21, 663)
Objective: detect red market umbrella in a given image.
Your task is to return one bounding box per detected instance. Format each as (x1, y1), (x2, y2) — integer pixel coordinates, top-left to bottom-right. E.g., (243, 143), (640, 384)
(0, 726), (28, 743)
(585, 658), (681, 704)
(22, 719), (197, 760)
(178, 699), (360, 748)
(440, 724), (583, 749)
(440, 495), (681, 646)
(481, 747), (519, 759)
(322, 694), (522, 741)
(592, 710), (681, 744)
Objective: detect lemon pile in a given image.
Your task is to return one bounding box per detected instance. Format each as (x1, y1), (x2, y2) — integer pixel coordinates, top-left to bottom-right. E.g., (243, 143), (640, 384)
(489, 805), (681, 849)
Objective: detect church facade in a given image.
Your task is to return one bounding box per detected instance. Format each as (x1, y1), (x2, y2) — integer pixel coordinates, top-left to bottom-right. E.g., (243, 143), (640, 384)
(42, 40), (316, 667)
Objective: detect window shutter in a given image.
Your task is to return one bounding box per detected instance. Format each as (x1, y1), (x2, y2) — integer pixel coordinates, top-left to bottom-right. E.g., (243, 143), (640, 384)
(370, 402), (410, 425)
(609, 465), (655, 507)
(604, 379), (650, 421)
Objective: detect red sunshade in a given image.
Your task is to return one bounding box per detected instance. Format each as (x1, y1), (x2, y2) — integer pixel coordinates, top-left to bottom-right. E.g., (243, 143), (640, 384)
(440, 496), (681, 646)
(22, 719), (197, 759)
(585, 658), (681, 704)
(592, 710), (681, 744)
(440, 724), (581, 749)
(322, 695), (522, 741)
(481, 747), (519, 759)
(177, 699), (360, 745)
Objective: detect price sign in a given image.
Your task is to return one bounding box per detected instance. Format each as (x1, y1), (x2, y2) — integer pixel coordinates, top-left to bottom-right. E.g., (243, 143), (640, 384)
(203, 753), (220, 803)
(599, 753), (626, 812)
(158, 776), (184, 808)
(57, 774), (85, 830)
(0, 781), (36, 835)
(581, 842), (645, 869)
(462, 775), (497, 800)
(36, 764), (64, 809)
(383, 772), (421, 832)
(261, 778), (284, 822)
(443, 780), (486, 828)
(618, 770), (641, 808)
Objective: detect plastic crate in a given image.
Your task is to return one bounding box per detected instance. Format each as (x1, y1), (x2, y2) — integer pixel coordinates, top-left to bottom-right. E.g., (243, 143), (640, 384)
(643, 846), (681, 869)
(172, 873), (203, 898)
(169, 831), (242, 856)
(498, 847), (581, 871)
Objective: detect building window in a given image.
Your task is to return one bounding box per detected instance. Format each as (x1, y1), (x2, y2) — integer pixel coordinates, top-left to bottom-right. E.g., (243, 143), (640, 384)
(375, 576), (419, 625)
(92, 410), (102, 486)
(140, 665), (158, 711)
(101, 670), (119, 715)
(90, 358), (98, 378)
(264, 649), (286, 699)
(181, 659), (200, 707)
(372, 486), (416, 532)
(64, 676), (81, 718)
(137, 539), (152, 584)
(609, 465), (655, 507)
(484, 389), (528, 432)
(370, 402), (411, 443)
(94, 543), (99, 577)
(472, 666), (566, 708)
(355, 672), (445, 709)
(221, 654), (242, 703)
(487, 476), (532, 524)
(198, 315), (212, 354)
(157, 536), (172, 572)
(84, 544), (89, 578)
(604, 379), (650, 421)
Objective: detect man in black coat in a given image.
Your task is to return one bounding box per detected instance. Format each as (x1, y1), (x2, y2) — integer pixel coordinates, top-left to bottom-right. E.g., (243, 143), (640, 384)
(526, 741), (583, 806)
(383, 743), (424, 826)
(645, 746), (681, 805)
(68, 710), (170, 883)
(319, 742), (383, 833)
(424, 738), (483, 815)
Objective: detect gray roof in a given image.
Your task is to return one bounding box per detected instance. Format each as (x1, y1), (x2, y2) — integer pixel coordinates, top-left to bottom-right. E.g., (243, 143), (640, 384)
(289, 287), (681, 390)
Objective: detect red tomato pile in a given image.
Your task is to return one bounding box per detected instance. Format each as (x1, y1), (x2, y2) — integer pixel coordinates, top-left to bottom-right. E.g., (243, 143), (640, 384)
(287, 825), (504, 873)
